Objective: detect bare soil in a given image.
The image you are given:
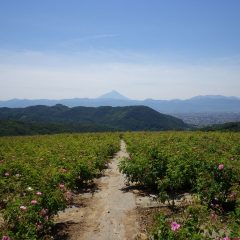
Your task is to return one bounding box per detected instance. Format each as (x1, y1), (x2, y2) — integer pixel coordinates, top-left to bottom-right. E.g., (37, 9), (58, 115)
(55, 140), (192, 240)
(55, 140), (140, 240)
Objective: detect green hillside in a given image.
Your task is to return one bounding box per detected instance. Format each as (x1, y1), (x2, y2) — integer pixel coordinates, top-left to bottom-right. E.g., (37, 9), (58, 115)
(0, 105), (189, 136)
(0, 119), (115, 136)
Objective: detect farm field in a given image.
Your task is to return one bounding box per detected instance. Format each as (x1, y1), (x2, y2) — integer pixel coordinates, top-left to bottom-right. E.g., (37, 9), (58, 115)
(0, 131), (240, 239)
(2, 1), (240, 239)
(120, 132), (240, 239)
(0, 133), (120, 239)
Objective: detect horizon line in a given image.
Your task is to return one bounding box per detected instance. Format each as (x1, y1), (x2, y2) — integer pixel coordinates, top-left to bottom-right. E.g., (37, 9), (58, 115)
(0, 94), (239, 102)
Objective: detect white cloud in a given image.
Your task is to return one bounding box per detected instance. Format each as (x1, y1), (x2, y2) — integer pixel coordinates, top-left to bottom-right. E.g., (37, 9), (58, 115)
(0, 49), (240, 100)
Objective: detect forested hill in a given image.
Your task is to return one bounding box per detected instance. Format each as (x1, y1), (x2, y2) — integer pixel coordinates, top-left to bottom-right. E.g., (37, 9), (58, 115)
(0, 119), (115, 136)
(0, 105), (189, 136)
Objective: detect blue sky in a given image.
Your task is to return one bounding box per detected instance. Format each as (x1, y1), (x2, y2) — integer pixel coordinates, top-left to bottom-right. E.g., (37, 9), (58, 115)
(0, 0), (240, 100)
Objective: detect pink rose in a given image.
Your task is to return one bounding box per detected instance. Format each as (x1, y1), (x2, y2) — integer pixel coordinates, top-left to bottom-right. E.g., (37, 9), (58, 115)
(31, 199), (38, 205)
(20, 205), (27, 211)
(36, 191), (42, 196)
(59, 183), (65, 189)
(2, 236), (11, 240)
(218, 164), (224, 170)
(170, 221), (181, 231)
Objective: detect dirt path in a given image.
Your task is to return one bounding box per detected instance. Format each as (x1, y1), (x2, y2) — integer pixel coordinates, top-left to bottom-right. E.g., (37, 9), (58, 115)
(55, 140), (139, 240)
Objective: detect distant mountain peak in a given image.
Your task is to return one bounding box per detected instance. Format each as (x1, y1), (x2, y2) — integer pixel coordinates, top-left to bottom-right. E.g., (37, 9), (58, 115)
(98, 90), (129, 100)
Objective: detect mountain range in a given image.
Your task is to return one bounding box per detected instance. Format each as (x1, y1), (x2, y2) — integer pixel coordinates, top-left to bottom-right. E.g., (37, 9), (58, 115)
(1, 91), (239, 114)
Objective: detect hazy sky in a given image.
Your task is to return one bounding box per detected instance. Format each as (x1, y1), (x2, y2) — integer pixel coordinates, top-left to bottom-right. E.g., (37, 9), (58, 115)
(0, 0), (240, 100)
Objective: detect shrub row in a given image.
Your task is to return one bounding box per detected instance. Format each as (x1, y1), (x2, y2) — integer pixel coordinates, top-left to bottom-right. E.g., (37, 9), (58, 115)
(0, 133), (119, 239)
(120, 132), (240, 239)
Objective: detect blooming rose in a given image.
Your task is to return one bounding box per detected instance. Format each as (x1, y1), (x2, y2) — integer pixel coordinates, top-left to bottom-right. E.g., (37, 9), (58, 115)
(170, 221), (181, 231)
(218, 164), (224, 170)
(2, 236), (11, 240)
(20, 205), (27, 211)
(31, 200), (38, 205)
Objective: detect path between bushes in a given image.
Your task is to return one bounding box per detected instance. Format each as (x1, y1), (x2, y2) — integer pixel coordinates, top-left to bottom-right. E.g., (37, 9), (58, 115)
(55, 140), (140, 240)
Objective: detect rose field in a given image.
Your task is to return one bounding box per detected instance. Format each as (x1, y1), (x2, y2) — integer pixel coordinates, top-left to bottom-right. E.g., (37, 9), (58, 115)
(0, 132), (240, 239)
(0, 133), (119, 239)
(120, 132), (240, 239)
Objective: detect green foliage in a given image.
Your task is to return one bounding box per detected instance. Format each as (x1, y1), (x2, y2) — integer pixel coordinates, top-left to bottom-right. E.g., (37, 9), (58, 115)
(152, 213), (203, 240)
(196, 161), (239, 212)
(0, 133), (119, 239)
(120, 132), (240, 239)
(0, 119), (116, 136)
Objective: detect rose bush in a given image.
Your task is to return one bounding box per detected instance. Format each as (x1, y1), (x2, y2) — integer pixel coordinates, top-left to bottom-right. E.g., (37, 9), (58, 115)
(0, 133), (120, 239)
(121, 132), (240, 239)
